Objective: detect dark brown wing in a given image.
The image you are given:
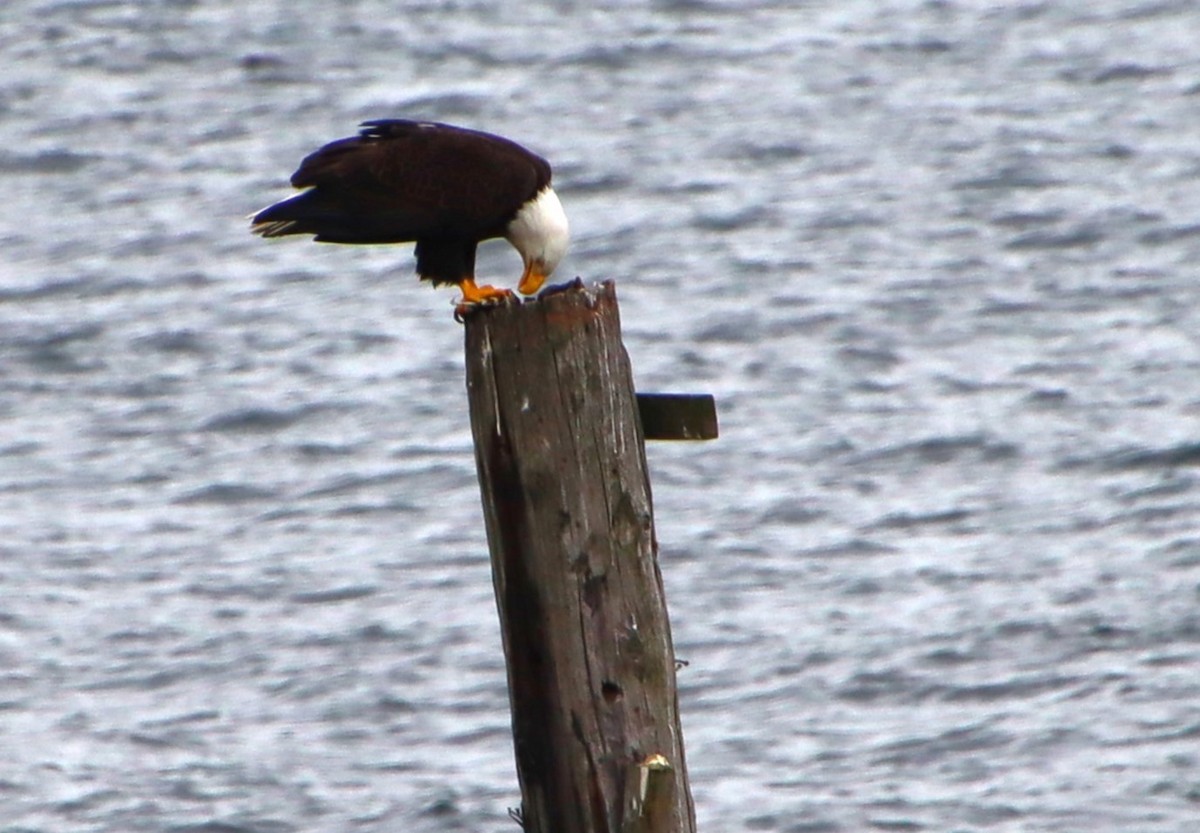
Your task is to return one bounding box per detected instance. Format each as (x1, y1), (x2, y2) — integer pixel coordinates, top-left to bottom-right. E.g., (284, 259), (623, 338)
(254, 120), (551, 244)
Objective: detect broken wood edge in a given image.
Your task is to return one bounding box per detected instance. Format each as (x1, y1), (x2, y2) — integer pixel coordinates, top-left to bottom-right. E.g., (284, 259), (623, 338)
(623, 753), (676, 833)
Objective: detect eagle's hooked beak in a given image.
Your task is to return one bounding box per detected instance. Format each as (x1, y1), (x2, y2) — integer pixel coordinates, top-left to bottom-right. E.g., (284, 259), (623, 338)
(518, 258), (549, 296)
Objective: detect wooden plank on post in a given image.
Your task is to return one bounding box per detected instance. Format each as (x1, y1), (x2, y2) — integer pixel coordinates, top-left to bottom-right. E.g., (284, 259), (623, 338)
(463, 281), (697, 833)
(636, 393), (718, 441)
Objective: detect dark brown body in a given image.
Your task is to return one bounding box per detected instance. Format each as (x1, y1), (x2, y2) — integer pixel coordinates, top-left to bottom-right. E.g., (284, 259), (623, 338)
(251, 120), (552, 286)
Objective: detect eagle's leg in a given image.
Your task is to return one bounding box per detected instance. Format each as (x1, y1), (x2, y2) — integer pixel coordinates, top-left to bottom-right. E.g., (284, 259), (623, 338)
(454, 277), (514, 320)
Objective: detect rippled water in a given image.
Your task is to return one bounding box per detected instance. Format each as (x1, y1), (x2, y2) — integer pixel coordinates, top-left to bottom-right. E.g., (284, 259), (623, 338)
(3, 1), (1200, 831)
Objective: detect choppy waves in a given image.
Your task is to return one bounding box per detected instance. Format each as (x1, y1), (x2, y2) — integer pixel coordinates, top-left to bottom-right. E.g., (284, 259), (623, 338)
(2, 0), (1200, 831)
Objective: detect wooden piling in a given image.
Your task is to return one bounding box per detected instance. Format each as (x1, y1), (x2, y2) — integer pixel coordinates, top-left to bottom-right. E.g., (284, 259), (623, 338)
(464, 281), (696, 833)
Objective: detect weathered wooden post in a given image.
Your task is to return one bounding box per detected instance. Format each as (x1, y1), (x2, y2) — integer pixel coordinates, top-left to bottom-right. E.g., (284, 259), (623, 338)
(464, 281), (705, 833)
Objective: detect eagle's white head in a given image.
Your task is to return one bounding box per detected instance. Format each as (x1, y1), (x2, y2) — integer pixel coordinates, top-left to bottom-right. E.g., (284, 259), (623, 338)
(506, 186), (570, 296)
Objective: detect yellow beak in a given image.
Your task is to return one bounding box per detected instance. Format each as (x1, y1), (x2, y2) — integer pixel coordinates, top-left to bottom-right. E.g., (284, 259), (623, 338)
(518, 260), (548, 296)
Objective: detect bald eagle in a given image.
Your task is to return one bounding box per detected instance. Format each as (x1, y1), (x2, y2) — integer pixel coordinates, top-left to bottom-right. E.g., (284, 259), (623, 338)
(250, 120), (569, 311)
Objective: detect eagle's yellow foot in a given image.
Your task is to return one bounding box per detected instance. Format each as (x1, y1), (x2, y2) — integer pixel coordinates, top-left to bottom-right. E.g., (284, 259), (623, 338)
(454, 278), (514, 322)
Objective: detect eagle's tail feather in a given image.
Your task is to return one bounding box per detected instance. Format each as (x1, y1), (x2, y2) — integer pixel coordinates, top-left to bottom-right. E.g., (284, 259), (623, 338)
(249, 190), (332, 238)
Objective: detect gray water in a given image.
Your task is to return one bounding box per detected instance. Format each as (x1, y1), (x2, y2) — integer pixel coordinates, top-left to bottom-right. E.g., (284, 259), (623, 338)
(2, 1), (1200, 831)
